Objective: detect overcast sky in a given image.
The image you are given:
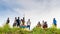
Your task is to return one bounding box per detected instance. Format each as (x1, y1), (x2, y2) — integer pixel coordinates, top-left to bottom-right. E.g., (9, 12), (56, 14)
(0, 0), (60, 30)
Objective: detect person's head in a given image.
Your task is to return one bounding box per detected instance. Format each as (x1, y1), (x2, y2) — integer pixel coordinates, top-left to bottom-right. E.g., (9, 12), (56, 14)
(23, 17), (24, 20)
(53, 18), (56, 20)
(42, 20), (44, 23)
(38, 21), (40, 24)
(28, 19), (30, 21)
(15, 17), (17, 20)
(18, 17), (20, 19)
(7, 17), (9, 20)
(21, 19), (22, 21)
(45, 21), (47, 24)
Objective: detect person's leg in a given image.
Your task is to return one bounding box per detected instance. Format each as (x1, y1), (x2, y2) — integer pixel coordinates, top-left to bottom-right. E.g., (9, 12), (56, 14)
(55, 24), (57, 27)
(29, 26), (30, 30)
(17, 23), (20, 27)
(18, 23), (20, 27)
(28, 25), (30, 30)
(17, 24), (18, 27)
(27, 25), (29, 28)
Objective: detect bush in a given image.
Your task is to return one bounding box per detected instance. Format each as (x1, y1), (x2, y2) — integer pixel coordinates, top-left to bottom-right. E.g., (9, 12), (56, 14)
(0, 24), (60, 34)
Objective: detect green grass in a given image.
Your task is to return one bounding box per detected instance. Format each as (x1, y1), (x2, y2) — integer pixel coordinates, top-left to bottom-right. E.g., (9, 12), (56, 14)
(32, 27), (58, 34)
(0, 24), (60, 34)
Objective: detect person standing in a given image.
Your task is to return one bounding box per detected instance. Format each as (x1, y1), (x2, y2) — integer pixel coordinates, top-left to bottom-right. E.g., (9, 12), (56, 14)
(53, 18), (57, 27)
(42, 20), (45, 28)
(36, 21), (41, 27)
(13, 17), (17, 27)
(16, 17), (21, 27)
(27, 19), (31, 30)
(20, 19), (26, 28)
(6, 17), (10, 24)
(43, 21), (48, 28)
(22, 17), (25, 25)
(21, 17), (25, 25)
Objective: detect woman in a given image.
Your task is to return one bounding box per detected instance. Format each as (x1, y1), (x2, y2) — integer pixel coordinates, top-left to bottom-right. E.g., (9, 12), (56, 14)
(13, 17), (17, 27)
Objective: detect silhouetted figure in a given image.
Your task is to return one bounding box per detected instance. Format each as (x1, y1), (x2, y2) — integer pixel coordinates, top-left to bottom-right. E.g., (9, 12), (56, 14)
(27, 19), (31, 30)
(20, 18), (26, 28)
(13, 17), (17, 27)
(6, 17), (10, 24)
(16, 17), (21, 27)
(53, 18), (57, 27)
(36, 21), (41, 27)
(42, 20), (45, 28)
(21, 17), (25, 25)
(42, 21), (48, 29)
(42, 20), (48, 29)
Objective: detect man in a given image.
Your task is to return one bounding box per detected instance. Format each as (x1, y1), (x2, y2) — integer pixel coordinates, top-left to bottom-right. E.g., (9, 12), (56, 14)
(27, 19), (31, 30)
(53, 18), (57, 27)
(6, 17), (10, 24)
(16, 17), (21, 27)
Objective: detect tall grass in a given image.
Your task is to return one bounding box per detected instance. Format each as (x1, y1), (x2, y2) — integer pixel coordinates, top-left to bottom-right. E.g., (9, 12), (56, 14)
(0, 24), (60, 34)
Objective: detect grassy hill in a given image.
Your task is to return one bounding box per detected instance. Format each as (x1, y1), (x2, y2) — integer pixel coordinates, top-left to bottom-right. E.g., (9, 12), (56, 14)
(0, 24), (60, 34)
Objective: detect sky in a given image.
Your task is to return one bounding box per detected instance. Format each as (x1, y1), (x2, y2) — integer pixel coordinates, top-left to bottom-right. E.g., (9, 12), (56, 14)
(0, 0), (60, 30)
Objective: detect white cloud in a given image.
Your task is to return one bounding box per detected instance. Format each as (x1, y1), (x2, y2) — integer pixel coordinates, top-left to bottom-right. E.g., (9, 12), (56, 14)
(0, 0), (60, 29)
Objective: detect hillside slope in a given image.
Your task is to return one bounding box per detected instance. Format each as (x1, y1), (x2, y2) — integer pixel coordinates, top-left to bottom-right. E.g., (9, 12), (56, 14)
(0, 24), (60, 34)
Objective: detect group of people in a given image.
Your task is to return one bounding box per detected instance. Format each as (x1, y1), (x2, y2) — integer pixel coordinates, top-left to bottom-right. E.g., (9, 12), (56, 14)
(36, 20), (48, 29)
(36, 18), (57, 29)
(6, 17), (31, 30)
(6, 17), (57, 30)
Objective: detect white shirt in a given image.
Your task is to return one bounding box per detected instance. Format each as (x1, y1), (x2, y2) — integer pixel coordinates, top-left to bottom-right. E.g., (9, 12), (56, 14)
(27, 21), (31, 25)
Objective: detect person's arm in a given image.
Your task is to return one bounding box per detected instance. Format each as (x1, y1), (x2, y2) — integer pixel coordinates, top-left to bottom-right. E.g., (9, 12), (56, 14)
(27, 21), (28, 25)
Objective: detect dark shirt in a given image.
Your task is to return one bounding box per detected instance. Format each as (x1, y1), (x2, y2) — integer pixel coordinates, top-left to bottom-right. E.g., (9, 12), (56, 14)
(6, 20), (10, 24)
(53, 19), (57, 25)
(16, 19), (21, 25)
